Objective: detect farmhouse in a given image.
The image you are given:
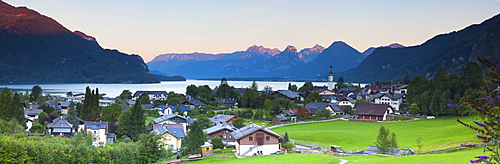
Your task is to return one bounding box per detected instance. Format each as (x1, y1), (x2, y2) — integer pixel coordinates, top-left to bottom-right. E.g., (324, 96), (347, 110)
(352, 103), (394, 122)
(209, 114), (238, 125)
(152, 113), (193, 133)
(305, 102), (344, 115)
(203, 123), (237, 143)
(272, 115), (288, 125)
(152, 124), (185, 151)
(231, 123), (282, 157)
(46, 116), (73, 137)
(84, 121), (115, 146)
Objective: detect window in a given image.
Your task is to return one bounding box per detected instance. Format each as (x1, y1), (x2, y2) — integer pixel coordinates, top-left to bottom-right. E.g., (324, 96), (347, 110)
(249, 137), (253, 141)
(167, 136), (172, 141)
(266, 136), (270, 141)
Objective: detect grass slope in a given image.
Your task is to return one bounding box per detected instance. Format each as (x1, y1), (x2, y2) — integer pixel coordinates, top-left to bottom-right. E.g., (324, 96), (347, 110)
(189, 153), (340, 164)
(342, 148), (485, 164)
(272, 116), (480, 151)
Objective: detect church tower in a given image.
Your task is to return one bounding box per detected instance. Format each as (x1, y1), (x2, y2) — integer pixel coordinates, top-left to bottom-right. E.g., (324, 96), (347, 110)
(328, 65), (334, 90)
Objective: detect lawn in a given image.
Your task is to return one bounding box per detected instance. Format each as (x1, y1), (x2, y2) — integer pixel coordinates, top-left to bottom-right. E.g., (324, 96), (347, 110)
(189, 153), (340, 164)
(272, 116), (481, 151)
(341, 148), (486, 164)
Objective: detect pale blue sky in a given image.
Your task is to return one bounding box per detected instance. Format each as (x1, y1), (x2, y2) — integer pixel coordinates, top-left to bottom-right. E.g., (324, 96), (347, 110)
(5, 0), (500, 62)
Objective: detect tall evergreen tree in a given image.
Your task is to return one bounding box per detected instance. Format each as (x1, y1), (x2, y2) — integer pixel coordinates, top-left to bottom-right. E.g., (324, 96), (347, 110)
(250, 80), (258, 90)
(375, 126), (391, 154)
(29, 85), (42, 102)
(117, 101), (146, 140)
(0, 88), (25, 127)
(182, 118), (210, 154)
(66, 102), (80, 131)
(82, 87), (101, 121)
(463, 61), (484, 89)
(138, 93), (151, 104)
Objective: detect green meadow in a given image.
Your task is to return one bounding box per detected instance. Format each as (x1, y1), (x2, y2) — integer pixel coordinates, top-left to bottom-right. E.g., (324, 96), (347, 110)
(189, 153), (340, 164)
(271, 116), (481, 152)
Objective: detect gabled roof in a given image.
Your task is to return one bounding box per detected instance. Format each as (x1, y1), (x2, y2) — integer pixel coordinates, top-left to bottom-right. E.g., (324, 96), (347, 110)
(280, 109), (298, 116)
(372, 93), (405, 99)
(354, 103), (392, 116)
(167, 105), (191, 112)
(184, 100), (205, 106)
(152, 113), (188, 124)
(275, 115), (288, 121)
(276, 90), (300, 99)
(231, 123), (282, 140)
(24, 108), (43, 115)
(305, 102), (339, 114)
(364, 86), (381, 92)
(47, 116), (73, 129)
(203, 124), (237, 135)
(152, 124), (185, 139)
(209, 114), (237, 124)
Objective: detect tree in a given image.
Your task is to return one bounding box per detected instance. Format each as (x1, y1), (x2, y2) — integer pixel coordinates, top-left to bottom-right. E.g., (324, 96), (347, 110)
(336, 77), (345, 89)
(116, 90), (133, 100)
(117, 101), (146, 140)
(282, 142), (295, 151)
(138, 133), (165, 163)
(232, 118), (245, 129)
(288, 83), (298, 92)
(283, 131), (290, 143)
(264, 99), (274, 115)
(186, 85), (199, 97)
(304, 92), (322, 104)
(240, 88), (260, 108)
(253, 110), (264, 119)
(297, 107), (309, 118)
(29, 85), (42, 102)
(403, 72), (411, 84)
(408, 103), (420, 116)
(216, 78), (237, 99)
(375, 126), (398, 154)
(66, 91), (73, 97)
(211, 137), (225, 149)
(38, 104), (55, 115)
(182, 118), (209, 154)
(298, 82), (314, 92)
(66, 102), (80, 130)
(81, 87), (100, 121)
(316, 109), (331, 118)
(250, 80), (258, 90)
(101, 103), (123, 122)
(463, 61), (484, 89)
(138, 93), (151, 104)
(0, 88), (25, 127)
(263, 85), (272, 91)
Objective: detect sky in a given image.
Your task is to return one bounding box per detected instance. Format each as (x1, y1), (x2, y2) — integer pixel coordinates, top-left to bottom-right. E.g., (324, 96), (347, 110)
(4, 0), (500, 62)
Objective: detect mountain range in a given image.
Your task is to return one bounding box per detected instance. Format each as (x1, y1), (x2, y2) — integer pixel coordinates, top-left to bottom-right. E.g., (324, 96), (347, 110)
(149, 13), (500, 83)
(0, 1), (183, 84)
(147, 41), (403, 80)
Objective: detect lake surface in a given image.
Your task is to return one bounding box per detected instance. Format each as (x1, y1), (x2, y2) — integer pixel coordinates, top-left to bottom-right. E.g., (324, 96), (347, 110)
(0, 80), (335, 97)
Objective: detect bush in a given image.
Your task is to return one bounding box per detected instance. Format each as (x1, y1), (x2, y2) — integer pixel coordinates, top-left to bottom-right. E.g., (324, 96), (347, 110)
(393, 116), (412, 121)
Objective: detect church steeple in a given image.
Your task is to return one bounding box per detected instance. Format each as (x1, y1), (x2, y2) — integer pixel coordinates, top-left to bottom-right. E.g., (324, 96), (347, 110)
(328, 65), (334, 90)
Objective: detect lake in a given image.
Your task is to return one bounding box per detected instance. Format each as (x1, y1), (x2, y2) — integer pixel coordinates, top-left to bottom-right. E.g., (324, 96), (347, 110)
(0, 80), (336, 97)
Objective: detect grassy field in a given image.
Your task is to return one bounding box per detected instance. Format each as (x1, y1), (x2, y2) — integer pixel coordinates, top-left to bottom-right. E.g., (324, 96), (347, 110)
(189, 153), (340, 164)
(341, 148), (485, 164)
(272, 116), (481, 151)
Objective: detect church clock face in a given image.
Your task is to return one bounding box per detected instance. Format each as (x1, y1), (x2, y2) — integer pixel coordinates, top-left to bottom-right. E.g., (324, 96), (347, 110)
(329, 76), (333, 81)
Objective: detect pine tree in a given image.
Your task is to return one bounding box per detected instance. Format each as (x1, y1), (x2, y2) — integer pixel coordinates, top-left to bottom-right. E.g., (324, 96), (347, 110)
(182, 118), (210, 154)
(66, 102), (80, 131)
(284, 131), (290, 143)
(375, 126), (391, 154)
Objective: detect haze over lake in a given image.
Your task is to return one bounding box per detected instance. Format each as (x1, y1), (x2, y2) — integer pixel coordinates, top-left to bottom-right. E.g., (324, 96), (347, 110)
(0, 80), (353, 97)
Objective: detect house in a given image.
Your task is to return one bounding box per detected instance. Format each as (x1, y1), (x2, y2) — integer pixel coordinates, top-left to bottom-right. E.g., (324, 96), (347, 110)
(272, 115), (288, 125)
(314, 89), (336, 96)
(371, 92), (406, 111)
(213, 98), (238, 108)
(183, 100), (205, 109)
(334, 97), (355, 109)
(132, 91), (169, 100)
(305, 102), (344, 115)
(352, 103), (394, 121)
(203, 123), (237, 143)
(164, 105), (191, 116)
(43, 100), (71, 114)
(279, 109), (298, 117)
(157, 105), (173, 116)
(231, 123), (282, 157)
(46, 116), (74, 137)
(152, 113), (190, 133)
(209, 114), (238, 125)
(152, 124), (185, 151)
(24, 108), (43, 120)
(84, 121), (115, 146)
(274, 90), (303, 101)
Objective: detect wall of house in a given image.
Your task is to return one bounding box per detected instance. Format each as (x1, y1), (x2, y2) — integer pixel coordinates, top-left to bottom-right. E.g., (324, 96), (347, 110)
(160, 133), (182, 151)
(374, 95), (402, 111)
(208, 130), (235, 142)
(238, 144), (281, 156)
(238, 130), (279, 145)
(87, 128), (107, 146)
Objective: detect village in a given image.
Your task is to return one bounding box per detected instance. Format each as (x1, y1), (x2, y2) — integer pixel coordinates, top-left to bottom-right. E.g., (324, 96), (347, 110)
(20, 66), (415, 162)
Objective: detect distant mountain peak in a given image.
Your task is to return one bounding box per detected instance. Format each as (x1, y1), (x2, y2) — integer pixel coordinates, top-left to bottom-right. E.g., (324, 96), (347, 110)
(388, 43), (405, 48)
(73, 30), (97, 42)
(0, 1), (70, 35)
(332, 41), (347, 45)
(283, 45), (297, 53)
(239, 45), (281, 59)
